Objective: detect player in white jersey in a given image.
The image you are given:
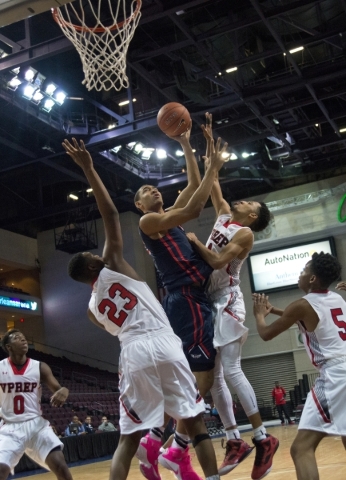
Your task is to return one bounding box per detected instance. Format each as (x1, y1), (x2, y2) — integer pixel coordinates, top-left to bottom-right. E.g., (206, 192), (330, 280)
(63, 138), (221, 480)
(253, 252), (346, 480)
(187, 114), (278, 480)
(0, 329), (72, 480)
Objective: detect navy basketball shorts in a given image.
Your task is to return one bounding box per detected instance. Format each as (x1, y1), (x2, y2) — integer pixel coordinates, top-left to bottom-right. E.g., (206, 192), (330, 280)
(163, 285), (216, 372)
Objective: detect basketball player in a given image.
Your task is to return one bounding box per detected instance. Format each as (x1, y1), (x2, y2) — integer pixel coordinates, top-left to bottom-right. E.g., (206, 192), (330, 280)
(186, 116), (278, 480)
(253, 252), (346, 480)
(134, 122), (237, 480)
(0, 329), (73, 480)
(63, 137), (221, 480)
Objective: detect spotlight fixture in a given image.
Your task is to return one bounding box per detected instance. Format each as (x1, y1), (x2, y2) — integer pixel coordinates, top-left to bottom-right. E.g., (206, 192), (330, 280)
(141, 148), (155, 160)
(45, 83), (57, 96)
(110, 145), (122, 154)
(133, 142), (144, 154)
(7, 76), (22, 91)
(156, 149), (167, 160)
(175, 149), (184, 157)
(54, 90), (67, 105)
(340, 128), (346, 133)
(42, 98), (55, 112)
(68, 194), (79, 200)
(242, 152), (250, 158)
(126, 141), (136, 150)
(86, 188), (93, 193)
(24, 67), (37, 82)
(10, 66), (20, 75)
(221, 152), (231, 160)
(284, 46), (304, 56)
(22, 83), (37, 100)
(226, 66), (238, 73)
(108, 124), (116, 129)
(230, 153), (238, 160)
(118, 98), (137, 106)
(31, 89), (44, 104)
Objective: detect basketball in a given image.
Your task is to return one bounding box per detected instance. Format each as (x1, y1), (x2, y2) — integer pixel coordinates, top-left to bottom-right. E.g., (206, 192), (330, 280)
(157, 102), (191, 137)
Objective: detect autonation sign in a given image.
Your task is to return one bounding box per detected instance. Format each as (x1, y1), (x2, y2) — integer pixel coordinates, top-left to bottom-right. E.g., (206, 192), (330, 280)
(0, 295), (38, 311)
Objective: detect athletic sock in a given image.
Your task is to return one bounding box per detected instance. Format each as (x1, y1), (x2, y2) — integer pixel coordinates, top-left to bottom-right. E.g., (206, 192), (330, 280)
(172, 431), (189, 451)
(206, 475), (220, 480)
(226, 428), (241, 440)
(149, 427), (164, 441)
(253, 425), (267, 441)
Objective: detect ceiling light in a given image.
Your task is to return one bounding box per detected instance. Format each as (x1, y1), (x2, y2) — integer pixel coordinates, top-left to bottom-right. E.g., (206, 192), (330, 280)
(11, 66), (20, 75)
(69, 194), (79, 200)
(86, 188), (93, 193)
(175, 149), (184, 157)
(22, 84), (37, 100)
(54, 90), (67, 105)
(221, 152), (231, 160)
(339, 128), (346, 133)
(230, 153), (238, 160)
(110, 145), (122, 154)
(242, 152), (250, 158)
(156, 149), (167, 159)
(7, 76), (22, 91)
(141, 148), (155, 160)
(24, 67), (37, 82)
(108, 124), (116, 129)
(42, 98), (55, 112)
(31, 90), (44, 104)
(45, 83), (57, 95)
(225, 66), (238, 73)
(133, 142), (144, 154)
(118, 98), (137, 106)
(126, 141), (136, 150)
(192, 149), (196, 153)
(284, 46), (304, 55)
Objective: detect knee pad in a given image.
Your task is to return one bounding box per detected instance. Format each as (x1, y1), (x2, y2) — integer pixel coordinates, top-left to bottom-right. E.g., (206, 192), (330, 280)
(192, 433), (210, 447)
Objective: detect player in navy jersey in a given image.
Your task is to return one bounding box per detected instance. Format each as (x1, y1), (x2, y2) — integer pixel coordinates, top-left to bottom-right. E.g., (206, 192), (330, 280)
(253, 252), (346, 480)
(0, 329), (72, 480)
(63, 138), (221, 480)
(134, 121), (233, 479)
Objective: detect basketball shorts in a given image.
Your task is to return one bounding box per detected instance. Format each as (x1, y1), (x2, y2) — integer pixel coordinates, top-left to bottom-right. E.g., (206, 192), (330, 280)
(299, 359), (346, 436)
(210, 287), (248, 348)
(163, 285), (216, 371)
(119, 331), (205, 434)
(0, 416), (63, 472)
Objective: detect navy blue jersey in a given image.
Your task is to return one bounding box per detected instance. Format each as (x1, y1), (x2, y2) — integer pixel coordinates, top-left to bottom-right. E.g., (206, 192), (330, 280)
(139, 225), (213, 291)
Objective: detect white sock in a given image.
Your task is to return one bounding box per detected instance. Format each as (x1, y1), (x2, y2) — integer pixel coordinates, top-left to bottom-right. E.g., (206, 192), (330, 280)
(172, 431), (189, 451)
(253, 425), (267, 441)
(226, 428), (241, 440)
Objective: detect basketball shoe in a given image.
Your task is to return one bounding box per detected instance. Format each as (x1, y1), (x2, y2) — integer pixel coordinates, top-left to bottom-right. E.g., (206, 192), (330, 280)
(251, 434), (279, 480)
(135, 434), (162, 480)
(218, 438), (254, 475)
(158, 446), (203, 480)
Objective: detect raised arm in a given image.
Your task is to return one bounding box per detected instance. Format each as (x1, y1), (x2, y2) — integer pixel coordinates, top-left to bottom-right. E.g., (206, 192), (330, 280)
(40, 362), (69, 407)
(139, 138), (228, 236)
(187, 228), (253, 269)
(62, 139), (140, 279)
(169, 121), (202, 210)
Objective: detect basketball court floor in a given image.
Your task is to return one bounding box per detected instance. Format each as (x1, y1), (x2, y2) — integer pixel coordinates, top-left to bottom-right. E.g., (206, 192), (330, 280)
(15, 425), (346, 480)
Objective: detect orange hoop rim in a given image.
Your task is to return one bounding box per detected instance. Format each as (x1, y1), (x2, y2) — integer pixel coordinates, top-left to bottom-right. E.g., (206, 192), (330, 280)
(52, 0), (142, 33)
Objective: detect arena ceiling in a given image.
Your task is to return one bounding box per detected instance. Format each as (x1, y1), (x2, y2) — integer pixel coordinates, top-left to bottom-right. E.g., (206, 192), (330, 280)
(0, 0), (346, 237)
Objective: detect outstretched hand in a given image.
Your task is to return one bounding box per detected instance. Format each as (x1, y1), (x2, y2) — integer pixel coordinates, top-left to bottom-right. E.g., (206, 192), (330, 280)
(336, 281), (346, 291)
(252, 293), (273, 317)
(62, 138), (93, 171)
(209, 137), (228, 171)
(166, 119), (192, 144)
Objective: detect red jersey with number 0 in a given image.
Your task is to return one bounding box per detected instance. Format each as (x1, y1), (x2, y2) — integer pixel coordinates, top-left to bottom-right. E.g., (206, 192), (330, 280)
(0, 357), (41, 422)
(89, 267), (172, 343)
(298, 291), (346, 369)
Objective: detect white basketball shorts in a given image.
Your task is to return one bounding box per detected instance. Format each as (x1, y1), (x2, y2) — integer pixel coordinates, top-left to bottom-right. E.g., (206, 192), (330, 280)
(119, 332), (205, 434)
(299, 359), (346, 436)
(0, 416), (63, 472)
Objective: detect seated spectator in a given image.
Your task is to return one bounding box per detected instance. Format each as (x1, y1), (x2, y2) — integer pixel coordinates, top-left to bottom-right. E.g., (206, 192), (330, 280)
(83, 416), (95, 434)
(65, 415), (86, 436)
(98, 416), (117, 432)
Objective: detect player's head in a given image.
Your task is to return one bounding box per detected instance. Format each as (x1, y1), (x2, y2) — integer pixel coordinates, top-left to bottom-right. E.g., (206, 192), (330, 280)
(298, 252), (341, 292)
(2, 329), (28, 355)
(134, 185), (163, 213)
(68, 252), (105, 284)
(275, 381), (280, 387)
(231, 201), (271, 232)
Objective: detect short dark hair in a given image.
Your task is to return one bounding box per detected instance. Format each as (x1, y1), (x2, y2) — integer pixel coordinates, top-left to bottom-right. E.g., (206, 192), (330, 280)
(310, 252), (341, 288)
(2, 329), (20, 353)
(250, 202), (272, 232)
(134, 187), (142, 204)
(68, 252), (89, 282)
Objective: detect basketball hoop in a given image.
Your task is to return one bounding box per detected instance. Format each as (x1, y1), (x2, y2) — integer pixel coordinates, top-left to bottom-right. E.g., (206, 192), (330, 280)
(52, 0), (142, 92)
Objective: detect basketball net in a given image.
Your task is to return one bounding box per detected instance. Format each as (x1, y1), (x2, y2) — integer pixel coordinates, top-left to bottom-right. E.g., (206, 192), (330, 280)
(52, 0), (142, 92)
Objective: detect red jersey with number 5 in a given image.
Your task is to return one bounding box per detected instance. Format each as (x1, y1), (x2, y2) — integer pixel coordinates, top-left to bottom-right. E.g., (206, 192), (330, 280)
(298, 291), (346, 369)
(88, 267), (172, 343)
(0, 357), (41, 422)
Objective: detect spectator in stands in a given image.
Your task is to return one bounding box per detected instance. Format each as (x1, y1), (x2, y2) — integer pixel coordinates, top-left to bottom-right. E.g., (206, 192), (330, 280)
(272, 381), (294, 426)
(83, 416), (95, 434)
(98, 416), (117, 432)
(65, 415), (86, 436)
